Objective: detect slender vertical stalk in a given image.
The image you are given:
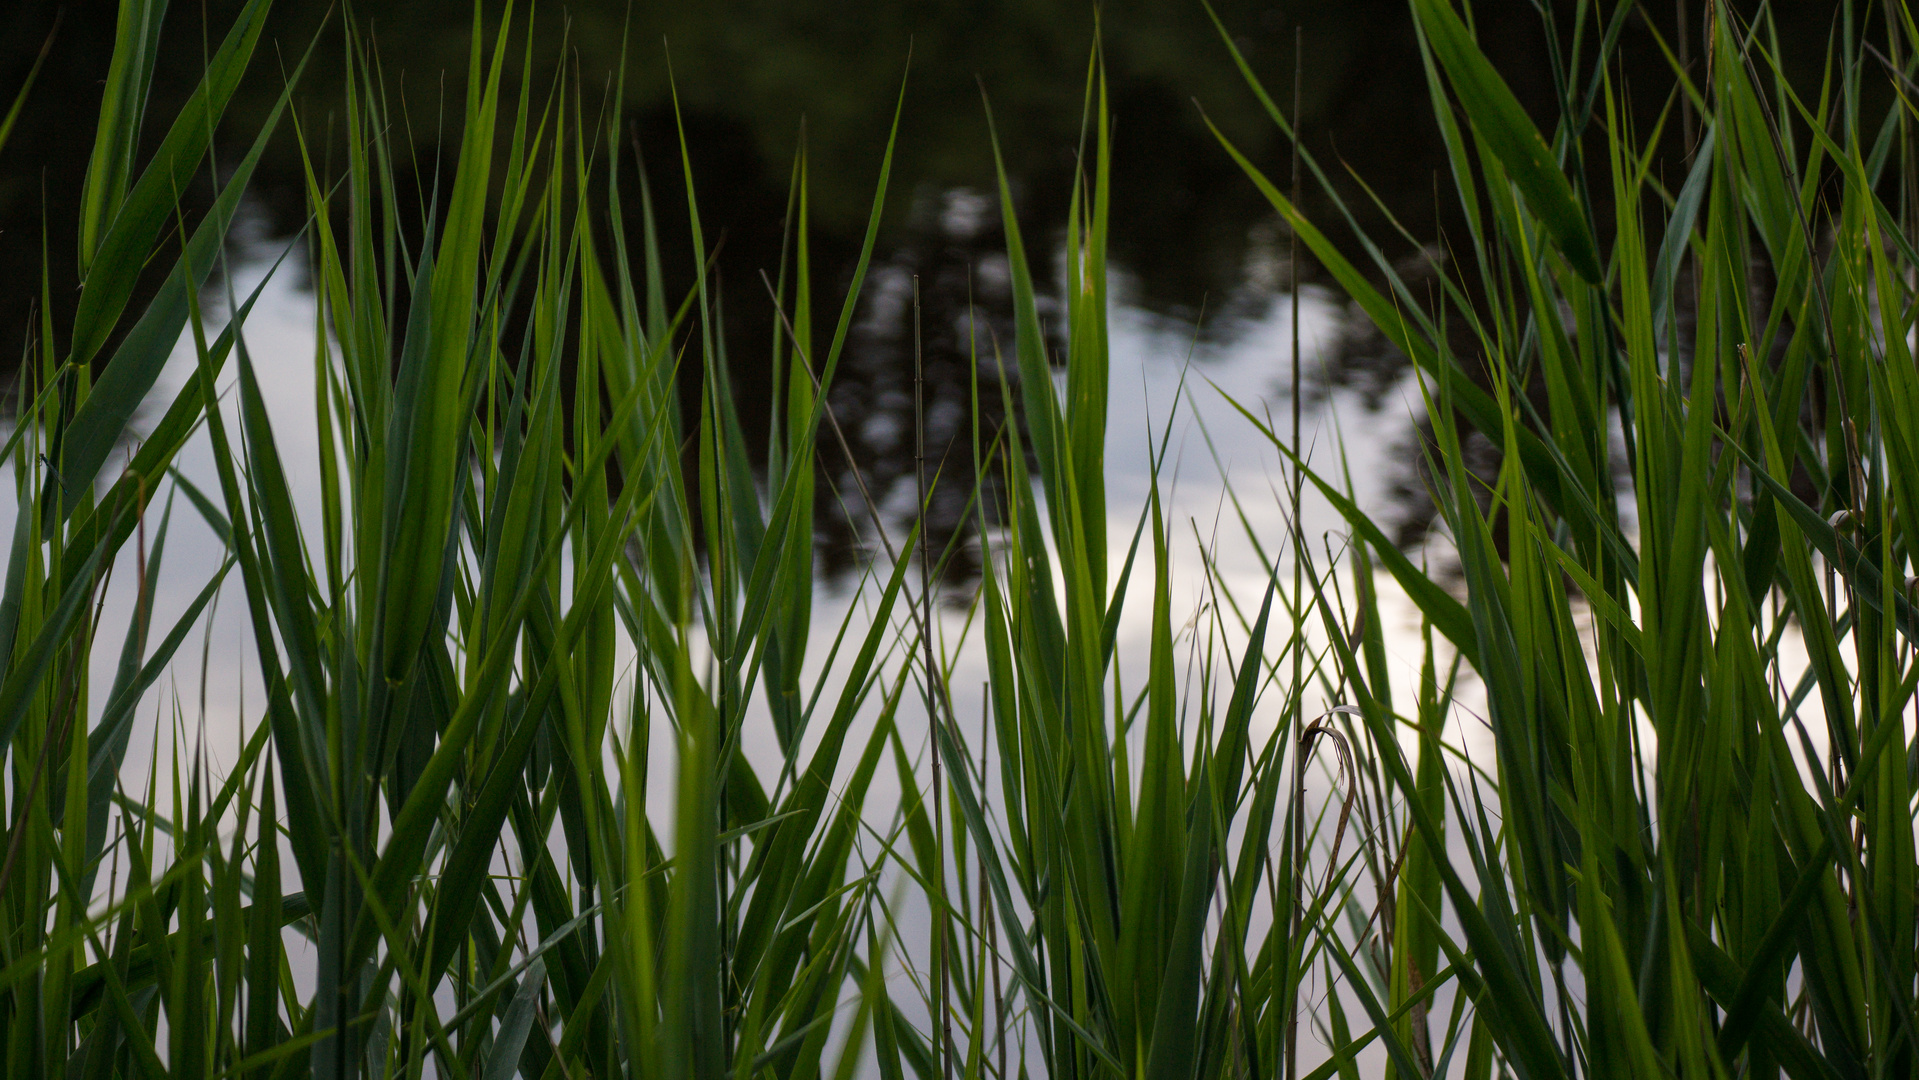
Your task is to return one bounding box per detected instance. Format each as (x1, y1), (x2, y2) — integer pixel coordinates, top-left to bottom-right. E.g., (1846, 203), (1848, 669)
(981, 680), (1005, 1080)
(915, 274), (953, 1080)
(1677, 0), (1695, 159)
(1285, 26), (1305, 1080)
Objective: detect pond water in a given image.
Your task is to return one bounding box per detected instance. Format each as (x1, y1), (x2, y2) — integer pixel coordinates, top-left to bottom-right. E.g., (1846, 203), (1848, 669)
(0, 0), (1545, 775)
(5, 0), (1851, 580)
(14, 229), (1463, 1073)
(21, 215), (1456, 791)
(2, 0), (1781, 572)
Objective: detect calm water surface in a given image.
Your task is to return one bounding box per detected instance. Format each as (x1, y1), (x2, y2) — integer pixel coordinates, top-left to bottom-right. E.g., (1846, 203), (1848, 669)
(2, 0), (1796, 562)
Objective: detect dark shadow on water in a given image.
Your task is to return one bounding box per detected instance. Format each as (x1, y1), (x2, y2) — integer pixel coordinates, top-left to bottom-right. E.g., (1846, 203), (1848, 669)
(0, 0), (1857, 579)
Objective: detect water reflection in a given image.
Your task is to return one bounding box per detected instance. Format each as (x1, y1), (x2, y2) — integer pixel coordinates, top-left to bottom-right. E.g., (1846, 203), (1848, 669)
(0, 0), (1851, 569)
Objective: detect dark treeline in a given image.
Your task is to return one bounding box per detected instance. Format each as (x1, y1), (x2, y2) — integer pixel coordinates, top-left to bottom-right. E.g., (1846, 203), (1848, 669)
(0, 0), (1864, 573)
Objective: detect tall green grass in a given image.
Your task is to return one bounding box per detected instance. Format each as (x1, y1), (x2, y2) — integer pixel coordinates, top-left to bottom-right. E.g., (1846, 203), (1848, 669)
(1208, 0), (1919, 1076)
(4, 0), (1918, 1077)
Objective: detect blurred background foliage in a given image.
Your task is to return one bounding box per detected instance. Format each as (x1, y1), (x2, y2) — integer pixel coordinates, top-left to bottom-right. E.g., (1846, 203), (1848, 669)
(7, 0), (1872, 579)
(0, 0), (1859, 366)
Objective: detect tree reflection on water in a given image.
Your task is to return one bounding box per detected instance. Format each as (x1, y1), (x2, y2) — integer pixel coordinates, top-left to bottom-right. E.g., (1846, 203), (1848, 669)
(0, 0), (1846, 575)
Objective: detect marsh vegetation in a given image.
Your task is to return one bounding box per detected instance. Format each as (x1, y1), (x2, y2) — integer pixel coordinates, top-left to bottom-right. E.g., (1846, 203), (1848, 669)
(1, 1), (1917, 1078)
